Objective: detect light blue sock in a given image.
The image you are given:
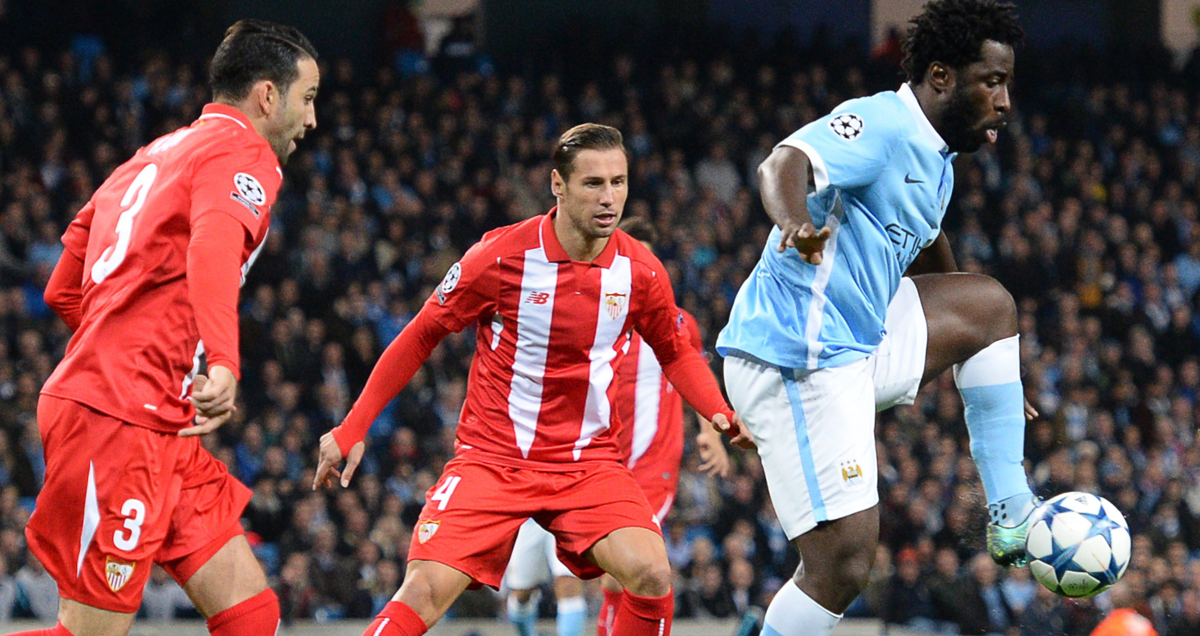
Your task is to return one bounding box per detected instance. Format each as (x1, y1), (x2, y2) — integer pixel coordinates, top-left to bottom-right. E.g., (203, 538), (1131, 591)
(556, 596), (587, 636)
(507, 591), (540, 636)
(954, 335), (1033, 511)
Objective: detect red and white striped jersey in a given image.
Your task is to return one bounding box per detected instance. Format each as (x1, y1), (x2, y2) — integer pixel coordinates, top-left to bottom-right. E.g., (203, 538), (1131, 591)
(424, 210), (696, 468)
(615, 310), (702, 490)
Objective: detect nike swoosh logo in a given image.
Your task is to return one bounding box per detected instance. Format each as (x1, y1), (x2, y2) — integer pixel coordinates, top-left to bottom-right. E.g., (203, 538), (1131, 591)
(904, 174), (923, 184)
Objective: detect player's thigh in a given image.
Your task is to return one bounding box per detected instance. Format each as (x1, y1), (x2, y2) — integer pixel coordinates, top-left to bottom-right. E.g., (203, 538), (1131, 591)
(58, 598), (136, 636)
(396, 559), (475, 627)
(155, 438), (257, 615)
(504, 518), (554, 591)
(541, 464), (663, 586)
(26, 397), (185, 617)
(585, 526), (670, 596)
(724, 354), (878, 540)
(408, 458), (537, 590)
(873, 277), (928, 411)
(178, 535), (266, 618)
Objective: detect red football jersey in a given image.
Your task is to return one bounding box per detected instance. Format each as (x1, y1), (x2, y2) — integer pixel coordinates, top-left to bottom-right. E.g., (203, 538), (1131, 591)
(424, 211), (696, 467)
(41, 104), (279, 432)
(615, 310), (703, 492)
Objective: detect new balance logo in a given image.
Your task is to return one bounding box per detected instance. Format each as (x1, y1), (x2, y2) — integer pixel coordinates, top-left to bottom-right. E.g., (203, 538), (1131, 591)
(525, 291), (551, 305)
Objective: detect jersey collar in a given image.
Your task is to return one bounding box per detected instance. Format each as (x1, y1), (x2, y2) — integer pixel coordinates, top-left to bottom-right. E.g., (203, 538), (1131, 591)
(540, 208), (618, 268)
(897, 83), (949, 154)
(198, 103), (253, 130)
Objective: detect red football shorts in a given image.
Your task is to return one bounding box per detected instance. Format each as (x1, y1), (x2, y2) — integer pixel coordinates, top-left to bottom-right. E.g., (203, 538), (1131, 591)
(25, 396), (252, 613)
(407, 457), (662, 589)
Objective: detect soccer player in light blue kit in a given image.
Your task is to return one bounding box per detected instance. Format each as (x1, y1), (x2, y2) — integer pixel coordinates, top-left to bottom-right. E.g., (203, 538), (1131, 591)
(716, 2), (1037, 635)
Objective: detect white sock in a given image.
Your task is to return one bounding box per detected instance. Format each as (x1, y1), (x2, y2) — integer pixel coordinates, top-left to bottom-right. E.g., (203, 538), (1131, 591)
(762, 580), (841, 636)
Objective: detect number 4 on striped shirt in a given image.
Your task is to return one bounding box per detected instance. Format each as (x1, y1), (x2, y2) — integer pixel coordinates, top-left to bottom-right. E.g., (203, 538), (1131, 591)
(430, 476), (462, 511)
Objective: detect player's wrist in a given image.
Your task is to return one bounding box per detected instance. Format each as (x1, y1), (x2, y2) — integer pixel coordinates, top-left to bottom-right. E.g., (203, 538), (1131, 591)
(330, 425), (359, 458)
(207, 360), (241, 381)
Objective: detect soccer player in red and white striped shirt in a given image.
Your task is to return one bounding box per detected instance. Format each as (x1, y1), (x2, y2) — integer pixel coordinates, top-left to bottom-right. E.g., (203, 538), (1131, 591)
(314, 124), (744, 636)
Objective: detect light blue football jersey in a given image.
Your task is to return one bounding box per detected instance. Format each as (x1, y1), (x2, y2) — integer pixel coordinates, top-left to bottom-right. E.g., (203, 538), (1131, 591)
(718, 83), (955, 369)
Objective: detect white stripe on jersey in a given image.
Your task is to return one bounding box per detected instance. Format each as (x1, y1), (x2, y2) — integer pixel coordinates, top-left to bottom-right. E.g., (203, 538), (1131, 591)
(629, 337), (662, 469)
(804, 200), (844, 370)
(240, 226), (269, 287)
(575, 254), (632, 460)
(510, 248), (557, 458)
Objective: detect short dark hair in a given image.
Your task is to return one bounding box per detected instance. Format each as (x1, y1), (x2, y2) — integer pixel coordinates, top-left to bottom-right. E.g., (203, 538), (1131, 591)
(901, 0), (1023, 85)
(209, 19), (318, 102)
(620, 216), (658, 245)
(553, 124), (627, 180)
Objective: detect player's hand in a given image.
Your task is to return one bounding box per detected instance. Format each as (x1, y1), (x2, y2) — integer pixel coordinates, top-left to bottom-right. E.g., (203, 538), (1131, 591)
(1024, 398), (1039, 421)
(314, 431), (365, 489)
(180, 365), (238, 437)
(695, 421), (730, 478)
(711, 411), (756, 450)
(778, 221), (832, 265)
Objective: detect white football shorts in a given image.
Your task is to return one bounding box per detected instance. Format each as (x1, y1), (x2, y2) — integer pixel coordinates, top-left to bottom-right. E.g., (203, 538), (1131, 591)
(723, 277), (927, 539)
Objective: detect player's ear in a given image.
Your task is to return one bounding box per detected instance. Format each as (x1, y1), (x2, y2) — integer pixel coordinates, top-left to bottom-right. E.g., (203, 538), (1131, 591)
(253, 79), (277, 116)
(927, 62), (953, 94)
(550, 169), (565, 198)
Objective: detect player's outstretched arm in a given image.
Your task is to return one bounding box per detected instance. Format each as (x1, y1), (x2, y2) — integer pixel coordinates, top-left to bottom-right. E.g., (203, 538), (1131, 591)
(314, 309), (451, 489)
(759, 146), (830, 263)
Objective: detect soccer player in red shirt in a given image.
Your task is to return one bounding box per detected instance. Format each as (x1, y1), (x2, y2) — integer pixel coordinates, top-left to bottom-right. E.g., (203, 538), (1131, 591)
(18, 20), (318, 636)
(314, 123), (744, 636)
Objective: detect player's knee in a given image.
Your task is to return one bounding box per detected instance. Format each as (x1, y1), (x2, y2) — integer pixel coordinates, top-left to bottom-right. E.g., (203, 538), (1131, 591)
(976, 276), (1017, 341)
(511, 588), (536, 604)
(622, 558), (672, 597)
(396, 570), (446, 625)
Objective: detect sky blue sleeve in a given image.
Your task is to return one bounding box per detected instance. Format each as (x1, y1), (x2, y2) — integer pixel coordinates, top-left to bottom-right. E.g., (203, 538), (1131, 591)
(777, 98), (897, 194)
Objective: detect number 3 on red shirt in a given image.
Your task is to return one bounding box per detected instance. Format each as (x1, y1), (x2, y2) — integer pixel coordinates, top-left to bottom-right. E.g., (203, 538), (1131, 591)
(91, 163), (158, 284)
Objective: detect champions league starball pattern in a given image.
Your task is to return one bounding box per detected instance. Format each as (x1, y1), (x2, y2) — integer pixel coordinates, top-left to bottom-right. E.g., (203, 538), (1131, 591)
(1024, 492), (1132, 598)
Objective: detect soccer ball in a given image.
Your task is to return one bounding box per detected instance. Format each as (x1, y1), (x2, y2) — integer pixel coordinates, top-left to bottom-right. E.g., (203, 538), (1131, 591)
(1024, 492), (1131, 598)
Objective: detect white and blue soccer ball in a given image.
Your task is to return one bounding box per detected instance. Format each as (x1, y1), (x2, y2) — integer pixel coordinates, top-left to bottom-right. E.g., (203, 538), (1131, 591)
(1024, 492), (1132, 598)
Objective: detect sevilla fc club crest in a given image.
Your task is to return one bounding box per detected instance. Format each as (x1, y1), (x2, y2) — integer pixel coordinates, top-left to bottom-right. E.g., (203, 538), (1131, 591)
(604, 292), (627, 320)
(105, 557), (135, 592)
(417, 519), (440, 544)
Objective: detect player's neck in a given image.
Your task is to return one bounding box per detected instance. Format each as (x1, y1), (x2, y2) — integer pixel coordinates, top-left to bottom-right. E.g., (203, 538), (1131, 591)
(910, 81), (945, 135)
(553, 213), (609, 262)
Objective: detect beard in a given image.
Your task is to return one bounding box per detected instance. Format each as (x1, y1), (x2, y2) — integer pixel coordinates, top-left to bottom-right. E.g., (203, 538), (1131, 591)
(939, 87), (988, 153)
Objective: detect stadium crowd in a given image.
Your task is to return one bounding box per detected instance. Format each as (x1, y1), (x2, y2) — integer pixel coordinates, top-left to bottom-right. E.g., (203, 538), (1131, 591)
(0, 23), (1199, 636)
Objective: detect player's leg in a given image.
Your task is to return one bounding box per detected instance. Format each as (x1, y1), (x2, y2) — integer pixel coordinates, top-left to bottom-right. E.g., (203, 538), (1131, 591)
(369, 559), (474, 635)
(905, 274), (1037, 562)
(596, 574), (624, 636)
(175, 535), (277, 636)
(723, 355), (880, 636)
(548, 549), (586, 636)
(544, 464), (673, 636)
(368, 459), (531, 636)
(154, 438), (274, 636)
(21, 398), (186, 636)
(586, 527), (673, 636)
(505, 519), (553, 636)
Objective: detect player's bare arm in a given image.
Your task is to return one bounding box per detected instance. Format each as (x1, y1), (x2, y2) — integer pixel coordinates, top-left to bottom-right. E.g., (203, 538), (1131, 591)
(759, 146), (831, 263)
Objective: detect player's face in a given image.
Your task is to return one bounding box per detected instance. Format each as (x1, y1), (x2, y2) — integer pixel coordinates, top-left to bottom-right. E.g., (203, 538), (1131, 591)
(269, 56), (320, 165)
(552, 148), (629, 242)
(941, 40), (1014, 153)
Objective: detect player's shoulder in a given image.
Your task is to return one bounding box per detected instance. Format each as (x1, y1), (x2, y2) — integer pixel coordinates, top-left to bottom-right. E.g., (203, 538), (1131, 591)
(468, 214), (544, 263)
(613, 231), (669, 278)
(820, 90), (909, 143)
